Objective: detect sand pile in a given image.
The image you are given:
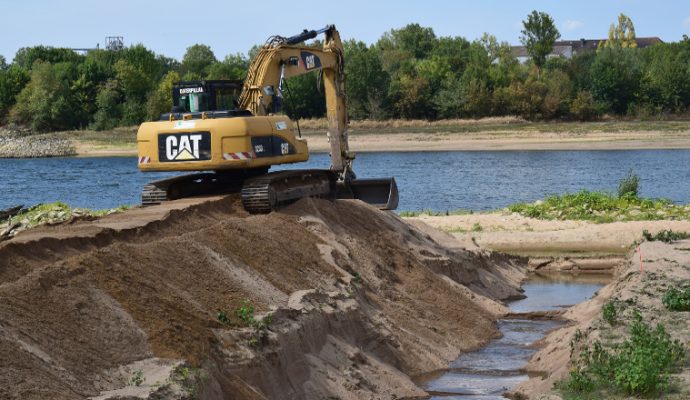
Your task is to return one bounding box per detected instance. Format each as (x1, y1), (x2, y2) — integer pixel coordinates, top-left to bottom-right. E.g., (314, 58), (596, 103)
(0, 195), (524, 399)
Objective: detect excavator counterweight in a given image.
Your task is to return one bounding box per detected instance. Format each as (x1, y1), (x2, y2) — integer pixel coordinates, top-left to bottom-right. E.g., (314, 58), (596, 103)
(136, 25), (398, 212)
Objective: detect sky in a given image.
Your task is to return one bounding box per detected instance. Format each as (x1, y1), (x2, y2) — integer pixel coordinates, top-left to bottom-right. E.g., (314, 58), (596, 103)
(1, 0), (689, 62)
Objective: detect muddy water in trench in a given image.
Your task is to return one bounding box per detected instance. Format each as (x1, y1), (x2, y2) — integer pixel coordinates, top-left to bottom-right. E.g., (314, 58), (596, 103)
(418, 273), (610, 399)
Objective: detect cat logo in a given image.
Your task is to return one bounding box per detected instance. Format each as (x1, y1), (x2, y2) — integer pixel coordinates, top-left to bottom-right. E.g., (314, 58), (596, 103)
(305, 55), (316, 69)
(158, 132), (211, 162)
(300, 51), (321, 71)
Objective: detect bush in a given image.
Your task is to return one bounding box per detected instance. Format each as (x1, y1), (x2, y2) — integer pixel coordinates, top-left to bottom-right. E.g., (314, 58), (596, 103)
(559, 314), (686, 397)
(662, 286), (690, 311)
(617, 169), (639, 198)
(569, 90), (601, 121)
(602, 301), (617, 325)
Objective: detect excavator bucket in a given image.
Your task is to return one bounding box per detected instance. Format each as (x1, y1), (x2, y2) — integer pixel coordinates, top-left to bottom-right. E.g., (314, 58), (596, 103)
(337, 177), (399, 210)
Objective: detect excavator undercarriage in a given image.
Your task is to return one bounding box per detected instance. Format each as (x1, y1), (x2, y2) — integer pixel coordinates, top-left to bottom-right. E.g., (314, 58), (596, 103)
(141, 169), (398, 214)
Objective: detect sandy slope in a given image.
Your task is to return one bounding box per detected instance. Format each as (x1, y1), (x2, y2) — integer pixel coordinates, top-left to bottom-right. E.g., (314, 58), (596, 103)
(0, 195), (525, 400)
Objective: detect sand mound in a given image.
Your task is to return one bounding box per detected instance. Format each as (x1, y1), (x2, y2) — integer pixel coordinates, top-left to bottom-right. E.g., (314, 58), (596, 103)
(0, 195), (524, 399)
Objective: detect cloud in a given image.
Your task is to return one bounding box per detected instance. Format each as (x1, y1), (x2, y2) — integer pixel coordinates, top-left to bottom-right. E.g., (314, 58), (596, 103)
(563, 20), (584, 31)
(684, 17), (690, 29)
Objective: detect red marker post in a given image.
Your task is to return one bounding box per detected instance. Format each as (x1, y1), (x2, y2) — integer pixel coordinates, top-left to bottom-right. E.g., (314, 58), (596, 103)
(637, 246), (643, 274)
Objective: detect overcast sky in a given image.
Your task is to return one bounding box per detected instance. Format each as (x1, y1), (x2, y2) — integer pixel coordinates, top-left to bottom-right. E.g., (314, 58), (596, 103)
(2, 0), (689, 62)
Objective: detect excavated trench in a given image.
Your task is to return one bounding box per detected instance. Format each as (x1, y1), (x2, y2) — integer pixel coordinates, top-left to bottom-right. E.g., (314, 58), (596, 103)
(416, 272), (611, 399)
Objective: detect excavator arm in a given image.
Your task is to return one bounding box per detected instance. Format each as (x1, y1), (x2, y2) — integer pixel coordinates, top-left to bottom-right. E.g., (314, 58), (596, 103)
(238, 25), (353, 181)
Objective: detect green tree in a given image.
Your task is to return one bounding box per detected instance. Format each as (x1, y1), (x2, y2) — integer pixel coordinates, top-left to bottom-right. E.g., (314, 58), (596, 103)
(146, 71), (180, 120)
(282, 73), (325, 119)
(90, 79), (122, 130)
(389, 73), (434, 119)
(520, 10), (561, 71)
(590, 47), (641, 114)
(343, 40), (389, 119)
(13, 46), (83, 70)
(604, 13), (637, 49)
(639, 43), (690, 112)
(181, 44), (217, 78)
(114, 59), (153, 101)
(0, 65), (30, 120)
(10, 61), (77, 131)
(207, 53), (249, 80)
(389, 23), (437, 59)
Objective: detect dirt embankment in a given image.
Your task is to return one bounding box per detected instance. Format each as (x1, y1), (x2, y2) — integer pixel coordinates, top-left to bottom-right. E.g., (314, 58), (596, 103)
(0, 196), (525, 400)
(410, 213), (690, 272)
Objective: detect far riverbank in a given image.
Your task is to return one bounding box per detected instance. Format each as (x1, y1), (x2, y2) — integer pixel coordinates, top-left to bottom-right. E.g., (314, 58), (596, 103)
(3, 118), (690, 157)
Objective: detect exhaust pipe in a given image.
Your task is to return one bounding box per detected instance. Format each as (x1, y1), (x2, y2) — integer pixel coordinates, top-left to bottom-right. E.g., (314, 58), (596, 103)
(337, 177), (399, 210)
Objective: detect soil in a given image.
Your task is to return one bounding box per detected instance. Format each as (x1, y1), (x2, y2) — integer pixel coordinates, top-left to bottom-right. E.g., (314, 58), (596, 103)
(0, 195), (525, 400)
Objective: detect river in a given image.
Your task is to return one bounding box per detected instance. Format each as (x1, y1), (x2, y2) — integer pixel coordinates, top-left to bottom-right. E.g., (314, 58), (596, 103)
(1, 150), (689, 211)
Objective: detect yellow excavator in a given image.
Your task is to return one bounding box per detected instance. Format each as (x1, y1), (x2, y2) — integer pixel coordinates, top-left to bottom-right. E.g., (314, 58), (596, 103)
(136, 25), (398, 213)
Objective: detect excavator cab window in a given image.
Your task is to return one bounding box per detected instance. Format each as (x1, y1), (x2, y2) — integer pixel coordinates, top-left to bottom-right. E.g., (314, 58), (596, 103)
(166, 80), (246, 119)
(178, 93), (209, 113)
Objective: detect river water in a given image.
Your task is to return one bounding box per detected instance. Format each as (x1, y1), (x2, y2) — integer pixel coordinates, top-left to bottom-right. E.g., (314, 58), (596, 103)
(1, 150), (689, 211)
(418, 273), (609, 399)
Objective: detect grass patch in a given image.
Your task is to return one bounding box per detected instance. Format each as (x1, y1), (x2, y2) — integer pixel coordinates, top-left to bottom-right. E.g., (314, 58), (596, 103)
(2, 202), (129, 239)
(507, 191), (689, 223)
(558, 310), (686, 398)
(662, 286), (690, 311)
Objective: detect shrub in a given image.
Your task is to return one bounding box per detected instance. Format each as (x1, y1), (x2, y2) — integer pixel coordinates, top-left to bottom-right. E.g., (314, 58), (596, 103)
(602, 301), (617, 325)
(569, 90), (601, 121)
(617, 169), (640, 198)
(235, 299), (255, 325)
(217, 310), (231, 326)
(662, 286), (690, 311)
(558, 313), (686, 397)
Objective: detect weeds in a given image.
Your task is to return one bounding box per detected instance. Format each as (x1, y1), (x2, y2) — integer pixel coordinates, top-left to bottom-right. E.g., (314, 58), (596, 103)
(602, 301), (618, 326)
(352, 272), (363, 284)
(508, 191), (688, 223)
(617, 169), (640, 198)
(128, 369), (145, 386)
(234, 299), (272, 347)
(642, 229), (690, 243)
(235, 299), (255, 325)
(662, 286), (690, 311)
(169, 364), (206, 397)
(471, 222), (483, 232)
(558, 308), (686, 398)
(217, 310), (231, 326)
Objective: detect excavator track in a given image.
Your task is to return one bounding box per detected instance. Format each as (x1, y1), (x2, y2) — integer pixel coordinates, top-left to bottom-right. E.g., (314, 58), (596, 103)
(141, 169), (268, 206)
(241, 170), (336, 214)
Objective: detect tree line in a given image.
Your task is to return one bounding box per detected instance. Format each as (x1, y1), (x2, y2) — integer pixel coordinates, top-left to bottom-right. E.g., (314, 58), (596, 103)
(1, 11), (689, 133)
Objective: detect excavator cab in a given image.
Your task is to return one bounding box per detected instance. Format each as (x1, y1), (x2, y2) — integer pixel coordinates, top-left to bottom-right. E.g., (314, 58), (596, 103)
(163, 80), (246, 118)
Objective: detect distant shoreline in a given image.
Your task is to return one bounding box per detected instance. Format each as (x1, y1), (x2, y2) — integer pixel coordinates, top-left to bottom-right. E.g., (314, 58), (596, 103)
(73, 130), (690, 157)
(4, 119), (690, 158)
